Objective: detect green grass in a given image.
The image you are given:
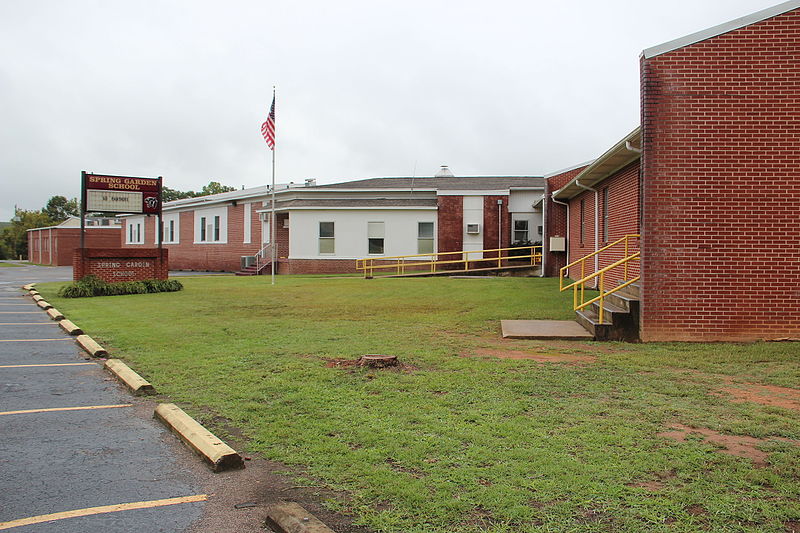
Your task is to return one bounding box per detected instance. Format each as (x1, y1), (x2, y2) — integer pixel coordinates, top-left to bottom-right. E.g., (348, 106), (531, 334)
(37, 276), (800, 532)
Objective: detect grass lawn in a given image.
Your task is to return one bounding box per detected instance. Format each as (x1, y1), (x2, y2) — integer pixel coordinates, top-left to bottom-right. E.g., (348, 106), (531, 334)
(38, 276), (800, 532)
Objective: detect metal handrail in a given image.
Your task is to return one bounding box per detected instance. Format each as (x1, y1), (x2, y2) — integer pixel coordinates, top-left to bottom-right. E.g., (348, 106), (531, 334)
(356, 245), (542, 278)
(559, 234), (640, 291)
(255, 243), (274, 273)
(558, 234), (640, 323)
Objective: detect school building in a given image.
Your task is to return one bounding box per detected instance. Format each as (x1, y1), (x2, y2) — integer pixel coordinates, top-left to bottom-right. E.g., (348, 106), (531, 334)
(120, 168), (546, 274)
(27, 216), (122, 266)
(116, 1), (799, 342)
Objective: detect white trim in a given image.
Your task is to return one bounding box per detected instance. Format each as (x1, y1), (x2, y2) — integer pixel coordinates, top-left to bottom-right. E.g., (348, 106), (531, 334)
(642, 0), (800, 58)
(543, 160), (596, 179)
(243, 202), (252, 244)
(255, 206), (438, 212)
(437, 189), (508, 196)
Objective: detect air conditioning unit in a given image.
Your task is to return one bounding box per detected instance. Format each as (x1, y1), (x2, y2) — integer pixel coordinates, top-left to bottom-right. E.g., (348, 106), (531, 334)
(466, 223), (481, 235)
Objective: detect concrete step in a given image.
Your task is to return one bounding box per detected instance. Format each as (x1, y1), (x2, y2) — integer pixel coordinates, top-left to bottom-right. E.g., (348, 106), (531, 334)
(501, 320), (593, 340)
(616, 281), (640, 299)
(574, 309), (611, 340)
(605, 290), (638, 312)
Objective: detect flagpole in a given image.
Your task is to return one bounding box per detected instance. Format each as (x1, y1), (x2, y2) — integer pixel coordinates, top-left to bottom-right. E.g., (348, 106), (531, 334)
(270, 86), (276, 286)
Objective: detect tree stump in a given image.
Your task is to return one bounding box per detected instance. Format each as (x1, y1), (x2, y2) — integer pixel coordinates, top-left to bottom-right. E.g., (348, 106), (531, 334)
(358, 354), (398, 368)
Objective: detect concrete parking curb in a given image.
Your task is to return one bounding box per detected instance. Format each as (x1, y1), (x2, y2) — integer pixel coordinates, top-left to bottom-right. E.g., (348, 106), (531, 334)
(154, 403), (244, 472)
(265, 502), (337, 533)
(22, 284), (35, 291)
(104, 359), (155, 395)
(76, 335), (108, 357)
(46, 308), (65, 320)
(36, 300), (53, 310)
(59, 319), (83, 336)
(32, 294), (43, 302)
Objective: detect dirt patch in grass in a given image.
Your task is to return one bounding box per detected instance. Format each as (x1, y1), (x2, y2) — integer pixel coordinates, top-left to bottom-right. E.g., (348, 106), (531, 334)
(714, 381), (800, 412)
(324, 357), (418, 372)
(464, 348), (596, 364)
(658, 424), (800, 467)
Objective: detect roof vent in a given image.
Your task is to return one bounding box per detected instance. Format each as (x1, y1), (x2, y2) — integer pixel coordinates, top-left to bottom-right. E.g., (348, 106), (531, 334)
(305, 178), (317, 187)
(434, 165), (454, 178)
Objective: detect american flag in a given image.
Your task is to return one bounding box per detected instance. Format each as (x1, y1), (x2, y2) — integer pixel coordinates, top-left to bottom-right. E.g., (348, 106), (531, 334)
(261, 97), (275, 150)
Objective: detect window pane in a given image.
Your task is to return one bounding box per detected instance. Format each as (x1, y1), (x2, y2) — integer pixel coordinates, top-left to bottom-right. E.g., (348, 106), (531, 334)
(418, 222), (434, 239)
(514, 220), (528, 231)
(368, 238), (384, 254)
(319, 238), (334, 254)
(214, 216), (220, 241)
(368, 222), (384, 238)
(418, 238), (434, 254)
(319, 222), (334, 238)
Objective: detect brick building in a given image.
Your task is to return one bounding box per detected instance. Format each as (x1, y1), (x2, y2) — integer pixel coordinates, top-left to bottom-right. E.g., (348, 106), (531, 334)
(27, 216), (122, 266)
(121, 169), (546, 275)
(547, 1), (800, 341)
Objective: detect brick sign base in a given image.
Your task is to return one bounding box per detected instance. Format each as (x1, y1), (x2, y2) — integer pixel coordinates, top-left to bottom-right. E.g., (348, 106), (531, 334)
(73, 248), (169, 282)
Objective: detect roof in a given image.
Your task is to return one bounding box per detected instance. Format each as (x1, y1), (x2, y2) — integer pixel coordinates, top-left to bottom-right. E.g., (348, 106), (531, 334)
(258, 198), (439, 211)
(642, 0), (800, 58)
(553, 128), (641, 200)
(311, 176), (544, 191)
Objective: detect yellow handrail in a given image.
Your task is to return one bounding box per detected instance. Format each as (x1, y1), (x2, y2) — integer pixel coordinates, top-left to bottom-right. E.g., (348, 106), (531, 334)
(559, 234), (640, 323)
(356, 245), (542, 278)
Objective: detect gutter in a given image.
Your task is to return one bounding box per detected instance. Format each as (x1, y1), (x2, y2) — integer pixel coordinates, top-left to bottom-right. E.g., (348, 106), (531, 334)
(574, 180), (599, 288)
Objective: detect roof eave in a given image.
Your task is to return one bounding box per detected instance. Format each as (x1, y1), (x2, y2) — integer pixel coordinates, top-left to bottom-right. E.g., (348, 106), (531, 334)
(642, 0), (800, 59)
(553, 127), (641, 200)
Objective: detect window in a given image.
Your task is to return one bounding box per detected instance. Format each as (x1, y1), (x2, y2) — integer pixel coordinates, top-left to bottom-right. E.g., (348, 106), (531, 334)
(367, 222), (384, 255)
(514, 220), (529, 243)
(602, 187), (609, 242)
(319, 222), (335, 254)
(418, 222), (434, 254)
(579, 199), (585, 245)
(163, 219), (175, 243)
(126, 217), (144, 244)
(195, 207), (227, 243)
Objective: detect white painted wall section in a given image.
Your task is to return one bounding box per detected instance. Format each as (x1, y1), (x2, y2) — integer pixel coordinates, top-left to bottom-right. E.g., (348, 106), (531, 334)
(462, 196), (483, 259)
(289, 209), (437, 259)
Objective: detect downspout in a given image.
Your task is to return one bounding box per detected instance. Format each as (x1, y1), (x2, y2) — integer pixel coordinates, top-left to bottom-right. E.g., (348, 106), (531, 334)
(550, 194), (569, 276)
(575, 180), (599, 288)
(497, 199), (502, 255)
(540, 192), (547, 277)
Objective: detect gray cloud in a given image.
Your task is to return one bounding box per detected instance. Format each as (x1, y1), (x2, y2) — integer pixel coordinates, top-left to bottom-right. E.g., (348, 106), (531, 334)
(0, 0), (779, 219)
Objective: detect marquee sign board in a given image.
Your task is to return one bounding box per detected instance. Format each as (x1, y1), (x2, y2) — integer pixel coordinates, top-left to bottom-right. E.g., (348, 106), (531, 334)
(82, 172), (161, 215)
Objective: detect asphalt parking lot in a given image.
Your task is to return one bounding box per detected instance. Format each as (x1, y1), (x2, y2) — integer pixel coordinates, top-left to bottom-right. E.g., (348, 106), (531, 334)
(0, 264), (271, 533)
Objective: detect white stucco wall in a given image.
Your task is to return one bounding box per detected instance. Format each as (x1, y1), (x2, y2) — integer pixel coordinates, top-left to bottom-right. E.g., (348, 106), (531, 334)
(289, 209), (437, 259)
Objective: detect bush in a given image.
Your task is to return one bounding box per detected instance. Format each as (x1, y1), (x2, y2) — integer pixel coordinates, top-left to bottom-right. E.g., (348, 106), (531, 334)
(58, 275), (183, 298)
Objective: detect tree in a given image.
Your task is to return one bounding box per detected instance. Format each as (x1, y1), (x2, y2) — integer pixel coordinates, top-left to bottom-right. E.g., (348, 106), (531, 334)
(42, 196), (80, 223)
(199, 181), (236, 196)
(1, 209), (53, 259)
(161, 181), (236, 203)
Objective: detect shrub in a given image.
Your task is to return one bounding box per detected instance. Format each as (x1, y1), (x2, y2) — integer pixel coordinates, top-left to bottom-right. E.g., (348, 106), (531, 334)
(58, 275), (183, 298)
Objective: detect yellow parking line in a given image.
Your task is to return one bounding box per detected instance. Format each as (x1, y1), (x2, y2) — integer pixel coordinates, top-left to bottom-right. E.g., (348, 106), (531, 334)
(0, 323), (54, 325)
(0, 363), (95, 368)
(0, 494), (208, 530)
(0, 338), (72, 342)
(0, 404), (133, 416)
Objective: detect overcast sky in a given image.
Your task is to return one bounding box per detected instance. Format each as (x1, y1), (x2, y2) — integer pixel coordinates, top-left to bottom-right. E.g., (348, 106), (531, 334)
(0, 0), (782, 220)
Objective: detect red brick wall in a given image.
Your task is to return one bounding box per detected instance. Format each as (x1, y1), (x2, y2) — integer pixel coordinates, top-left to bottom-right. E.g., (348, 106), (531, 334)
(122, 204), (266, 272)
(27, 227), (121, 266)
(73, 248), (168, 282)
(436, 196), (463, 253)
(545, 166), (588, 276)
(640, 8), (800, 341)
(482, 195), (511, 258)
